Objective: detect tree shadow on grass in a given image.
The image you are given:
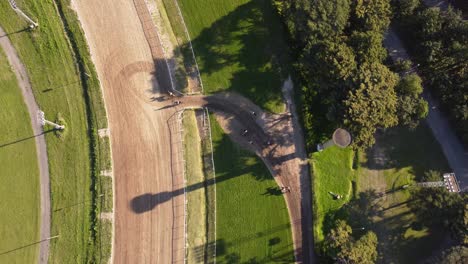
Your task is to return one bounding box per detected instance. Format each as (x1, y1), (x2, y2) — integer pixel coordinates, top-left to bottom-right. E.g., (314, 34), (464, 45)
(193, 226), (294, 263)
(363, 125), (450, 181)
(130, 130), (273, 213)
(187, 0), (289, 112)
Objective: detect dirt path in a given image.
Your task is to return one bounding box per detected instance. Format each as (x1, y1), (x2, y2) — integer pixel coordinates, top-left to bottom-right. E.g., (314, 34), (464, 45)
(0, 26), (51, 264)
(384, 29), (468, 191)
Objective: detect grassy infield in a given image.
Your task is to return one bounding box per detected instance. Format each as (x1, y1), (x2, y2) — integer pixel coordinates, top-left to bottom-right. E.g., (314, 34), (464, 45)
(0, 0), (111, 263)
(173, 0), (295, 262)
(0, 49), (40, 264)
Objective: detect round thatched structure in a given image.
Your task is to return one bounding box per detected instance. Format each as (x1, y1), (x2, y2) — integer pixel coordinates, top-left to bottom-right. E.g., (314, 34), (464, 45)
(332, 128), (352, 148)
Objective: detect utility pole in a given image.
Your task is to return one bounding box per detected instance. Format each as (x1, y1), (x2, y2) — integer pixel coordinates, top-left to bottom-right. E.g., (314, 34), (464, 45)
(8, 0), (39, 29)
(38, 110), (65, 130)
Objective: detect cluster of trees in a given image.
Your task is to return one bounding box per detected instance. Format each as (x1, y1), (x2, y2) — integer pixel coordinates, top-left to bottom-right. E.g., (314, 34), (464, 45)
(410, 187), (467, 245)
(273, 0), (427, 149)
(323, 219), (378, 263)
(409, 180), (467, 264)
(394, 1), (468, 145)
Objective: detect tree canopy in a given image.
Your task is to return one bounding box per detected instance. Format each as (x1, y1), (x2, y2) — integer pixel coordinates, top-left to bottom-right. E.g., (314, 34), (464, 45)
(395, 4), (468, 145)
(274, 0), (428, 150)
(324, 219), (378, 263)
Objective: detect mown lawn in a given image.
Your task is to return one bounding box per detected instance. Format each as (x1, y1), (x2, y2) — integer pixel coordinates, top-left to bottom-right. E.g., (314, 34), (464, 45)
(210, 115), (294, 263)
(357, 125), (449, 263)
(311, 146), (356, 243)
(0, 49), (40, 264)
(175, 0), (290, 113)
(0, 1), (108, 262)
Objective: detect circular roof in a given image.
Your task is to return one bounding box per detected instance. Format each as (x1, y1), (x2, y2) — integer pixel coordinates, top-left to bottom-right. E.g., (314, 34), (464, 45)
(332, 128), (352, 148)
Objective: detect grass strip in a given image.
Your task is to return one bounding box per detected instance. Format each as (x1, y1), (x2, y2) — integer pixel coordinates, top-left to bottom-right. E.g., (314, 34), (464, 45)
(183, 110), (208, 263)
(0, 48), (40, 264)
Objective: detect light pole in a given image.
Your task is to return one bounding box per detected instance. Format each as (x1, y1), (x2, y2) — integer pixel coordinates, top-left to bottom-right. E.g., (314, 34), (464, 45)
(37, 110), (65, 130)
(8, 0), (39, 29)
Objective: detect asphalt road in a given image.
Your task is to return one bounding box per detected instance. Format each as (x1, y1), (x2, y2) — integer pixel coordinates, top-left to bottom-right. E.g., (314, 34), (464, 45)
(384, 29), (468, 190)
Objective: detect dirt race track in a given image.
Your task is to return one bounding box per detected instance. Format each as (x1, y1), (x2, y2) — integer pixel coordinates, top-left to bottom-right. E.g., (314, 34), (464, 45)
(72, 0), (313, 263)
(72, 0), (185, 263)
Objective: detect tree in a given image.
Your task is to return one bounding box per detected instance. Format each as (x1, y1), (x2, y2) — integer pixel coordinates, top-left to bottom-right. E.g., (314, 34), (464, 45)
(395, 74), (428, 128)
(410, 188), (468, 243)
(344, 63), (399, 148)
(397, 0), (421, 17)
(438, 246), (468, 264)
(324, 220), (379, 263)
(308, 0), (351, 38)
(353, 0), (392, 33)
(324, 220), (353, 258)
(339, 231), (378, 264)
(349, 30), (387, 64)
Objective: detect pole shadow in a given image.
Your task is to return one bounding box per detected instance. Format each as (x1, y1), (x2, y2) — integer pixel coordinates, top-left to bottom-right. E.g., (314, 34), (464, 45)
(0, 129), (54, 148)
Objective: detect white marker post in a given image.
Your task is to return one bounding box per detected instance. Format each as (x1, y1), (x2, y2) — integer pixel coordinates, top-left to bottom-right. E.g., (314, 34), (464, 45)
(38, 110), (65, 130)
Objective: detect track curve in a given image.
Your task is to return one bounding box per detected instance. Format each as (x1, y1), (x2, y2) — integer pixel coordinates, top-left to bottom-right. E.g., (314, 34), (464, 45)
(0, 26), (51, 264)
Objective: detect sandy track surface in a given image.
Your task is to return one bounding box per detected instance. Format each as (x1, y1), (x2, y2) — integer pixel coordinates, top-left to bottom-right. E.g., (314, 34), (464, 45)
(0, 26), (51, 264)
(71, 0), (185, 263)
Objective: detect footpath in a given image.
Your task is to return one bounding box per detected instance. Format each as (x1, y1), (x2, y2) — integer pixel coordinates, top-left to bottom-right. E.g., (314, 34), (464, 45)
(0, 26), (51, 264)
(383, 28), (468, 191)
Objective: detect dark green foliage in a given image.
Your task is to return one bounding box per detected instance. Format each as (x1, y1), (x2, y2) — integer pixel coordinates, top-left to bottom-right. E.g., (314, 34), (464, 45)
(353, 0), (392, 33)
(429, 246), (468, 264)
(323, 219), (378, 263)
(395, 0), (421, 17)
(409, 188), (467, 243)
(344, 63), (399, 148)
(395, 5), (468, 145)
(273, 0), (419, 150)
(395, 74), (428, 128)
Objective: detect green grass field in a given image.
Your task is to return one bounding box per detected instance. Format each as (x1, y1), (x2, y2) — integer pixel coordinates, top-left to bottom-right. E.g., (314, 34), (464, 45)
(0, 48), (40, 264)
(357, 125), (449, 263)
(172, 0), (290, 113)
(0, 0), (110, 262)
(210, 115), (294, 263)
(311, 146), (356, 243)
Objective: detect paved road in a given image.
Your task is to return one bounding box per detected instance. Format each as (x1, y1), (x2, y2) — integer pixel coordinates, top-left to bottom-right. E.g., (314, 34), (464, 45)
(384, 29), (468, 190)
(423, 0), (449, 10)
(0, 26), (51, 264)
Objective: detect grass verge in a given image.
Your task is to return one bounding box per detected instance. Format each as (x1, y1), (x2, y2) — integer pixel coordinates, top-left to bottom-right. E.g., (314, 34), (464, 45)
(0, 48), (40, 264)
(164, 0), (290, 113)
(311, 146), (356, 244)
(210, 114), (294, 263)
(183, 110), (208, 263)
